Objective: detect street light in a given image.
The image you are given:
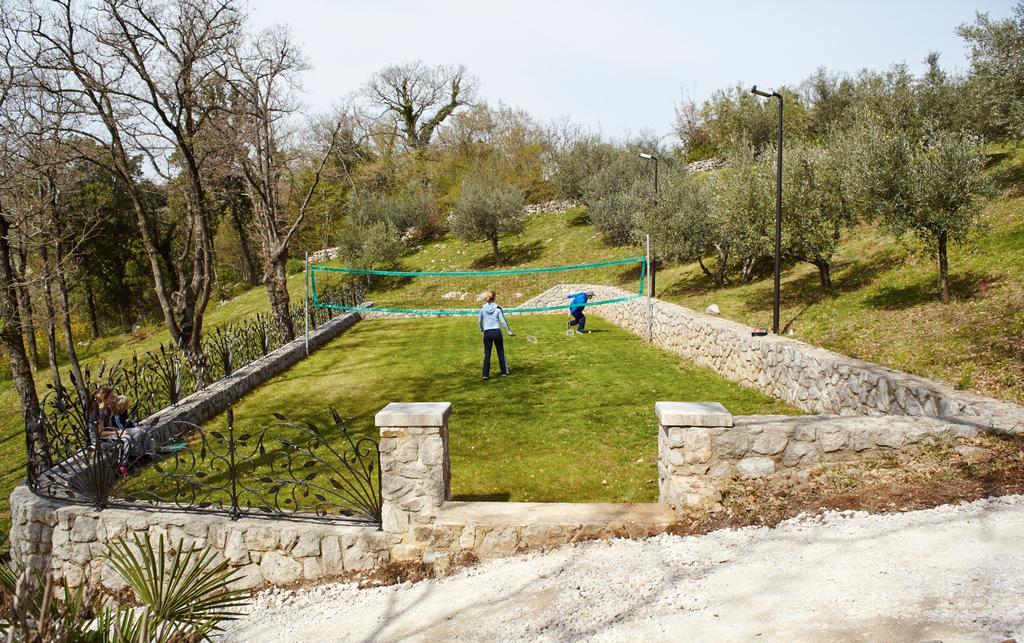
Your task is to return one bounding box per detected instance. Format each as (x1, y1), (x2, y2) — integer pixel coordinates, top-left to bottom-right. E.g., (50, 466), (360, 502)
(751, 85), (783, 335)
(638, 152), (658, 298)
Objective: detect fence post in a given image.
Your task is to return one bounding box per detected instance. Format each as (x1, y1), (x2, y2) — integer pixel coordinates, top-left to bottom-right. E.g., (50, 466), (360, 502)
(646, 234), (653, 343)
(227, 407), (241, 520)
(376, 402), (451, 561)
(304, 251), (310, 356)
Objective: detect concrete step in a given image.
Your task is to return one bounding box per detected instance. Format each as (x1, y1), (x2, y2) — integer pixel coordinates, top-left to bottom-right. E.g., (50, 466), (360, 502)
(436, 501), (676, 528)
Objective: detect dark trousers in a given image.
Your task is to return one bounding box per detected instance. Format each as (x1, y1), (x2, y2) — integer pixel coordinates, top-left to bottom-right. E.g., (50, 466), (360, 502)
(482, 329), (507, 377)
(569, 308), (586, 332)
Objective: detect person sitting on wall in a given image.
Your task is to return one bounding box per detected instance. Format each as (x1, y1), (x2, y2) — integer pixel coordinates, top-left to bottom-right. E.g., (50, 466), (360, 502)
(565, 290), (595, 334)
(94, 388), (151, 463)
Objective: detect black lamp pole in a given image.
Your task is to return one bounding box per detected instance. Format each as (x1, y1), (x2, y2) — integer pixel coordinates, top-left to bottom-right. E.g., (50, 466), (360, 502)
(639, 152), (658, 297)
(751, 85), (783, 335)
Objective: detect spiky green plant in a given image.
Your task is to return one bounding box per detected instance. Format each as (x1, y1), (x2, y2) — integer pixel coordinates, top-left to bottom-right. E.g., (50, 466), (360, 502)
(0, 534), (248, 642)
(102, 534), (248, 640)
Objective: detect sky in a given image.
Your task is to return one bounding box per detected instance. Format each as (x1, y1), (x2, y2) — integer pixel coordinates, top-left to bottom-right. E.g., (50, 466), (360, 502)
(245, 0), (1018, 141)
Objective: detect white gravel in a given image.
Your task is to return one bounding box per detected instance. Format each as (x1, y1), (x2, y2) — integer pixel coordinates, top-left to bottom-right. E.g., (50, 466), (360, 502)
(220, 496), (1024, 641)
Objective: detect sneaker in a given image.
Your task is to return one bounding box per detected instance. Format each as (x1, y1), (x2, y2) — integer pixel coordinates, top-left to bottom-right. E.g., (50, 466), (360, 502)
(500, 372), (509, 377)
(482, 376), (489, 380)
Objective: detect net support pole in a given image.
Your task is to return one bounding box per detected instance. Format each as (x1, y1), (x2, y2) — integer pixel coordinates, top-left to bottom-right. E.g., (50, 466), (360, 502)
(645, 234), (653, 343)
(304, 251), (310, 356)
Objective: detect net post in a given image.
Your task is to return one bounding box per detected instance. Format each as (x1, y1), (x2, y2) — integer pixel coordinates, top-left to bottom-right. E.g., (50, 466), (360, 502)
(304, 251), (310, 356)
(645, 235), (653, 343)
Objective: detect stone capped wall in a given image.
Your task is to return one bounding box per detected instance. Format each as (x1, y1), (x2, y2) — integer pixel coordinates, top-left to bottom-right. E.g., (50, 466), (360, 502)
(8, 487), (387, 591)
(377, 403), (452, 562)
(522, 285), (1024, 432)
(655, 402), (985, 514)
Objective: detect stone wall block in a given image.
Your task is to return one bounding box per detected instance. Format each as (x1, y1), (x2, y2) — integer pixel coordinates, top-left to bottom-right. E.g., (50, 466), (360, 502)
(875, 426), (905, 448)
(737, 456), (776, 478)
(782, 441), (820, 468)
(259, 551), (302, 585)
(683, 428), (712, 464)
(818, 426), (848, 452)
(751, 427), (790, 455)
(70, 516), (98, 543)
(244, 526), (279, 551)
(712, 428), (749, 459)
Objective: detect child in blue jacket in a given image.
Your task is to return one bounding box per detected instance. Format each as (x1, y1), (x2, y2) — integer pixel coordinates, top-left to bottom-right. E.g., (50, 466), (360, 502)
(565, 290), (595, 333)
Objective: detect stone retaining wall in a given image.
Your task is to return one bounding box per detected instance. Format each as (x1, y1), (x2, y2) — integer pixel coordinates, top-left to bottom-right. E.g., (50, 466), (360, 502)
(142, 309), (363, 443)
(523, 285), (1024, 432)
(655, 402), (986, 514)
(8, 486), (387, 591)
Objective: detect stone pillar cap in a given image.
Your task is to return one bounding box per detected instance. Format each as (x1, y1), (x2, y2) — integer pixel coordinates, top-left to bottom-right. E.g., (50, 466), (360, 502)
(655, 401), (733, 427)
(375, 402), (452, 427)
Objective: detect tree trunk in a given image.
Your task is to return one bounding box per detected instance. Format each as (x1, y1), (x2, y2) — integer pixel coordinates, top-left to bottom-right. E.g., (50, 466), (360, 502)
(230, 202), (258, 285)
(715, 246), (730, 289)
(938, 231), (950, 304)
(13, 241), (38, 371)
(490, 234), (502, 267)
(52, 238), (87, 403)
(115, 270), (132, 330)
(39, 245), (63, 397)
(85, 282), (100, 339)
(264, 256), (295, 341)
(812, 258), (833, 289)
(0, 217), (40, 419)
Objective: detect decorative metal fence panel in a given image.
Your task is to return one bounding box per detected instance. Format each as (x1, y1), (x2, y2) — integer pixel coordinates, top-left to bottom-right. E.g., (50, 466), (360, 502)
(25, 291), (381, 526)
(28, 408), (382, 526)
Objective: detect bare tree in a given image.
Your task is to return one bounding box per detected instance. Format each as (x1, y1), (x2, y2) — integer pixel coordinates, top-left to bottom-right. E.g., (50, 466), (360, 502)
(363, 61), (476, 150)
(27, 0), (241, 384)
(227, 26), (341, 340)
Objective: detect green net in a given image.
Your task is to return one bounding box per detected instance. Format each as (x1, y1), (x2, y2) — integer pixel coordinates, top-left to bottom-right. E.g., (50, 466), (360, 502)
(310, 256), (647, 315)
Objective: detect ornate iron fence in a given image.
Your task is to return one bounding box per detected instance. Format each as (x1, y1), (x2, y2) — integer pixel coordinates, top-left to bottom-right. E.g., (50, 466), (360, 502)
(27, 407), (382, 525)
(24, 288), (380, 525)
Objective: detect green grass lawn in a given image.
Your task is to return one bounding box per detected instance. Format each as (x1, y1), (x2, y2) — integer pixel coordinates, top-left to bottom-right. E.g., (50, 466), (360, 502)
(180, 315), (796, 506)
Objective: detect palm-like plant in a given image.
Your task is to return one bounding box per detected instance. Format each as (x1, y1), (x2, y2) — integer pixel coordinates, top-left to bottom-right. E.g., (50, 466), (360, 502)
(0, 534), (248, 642)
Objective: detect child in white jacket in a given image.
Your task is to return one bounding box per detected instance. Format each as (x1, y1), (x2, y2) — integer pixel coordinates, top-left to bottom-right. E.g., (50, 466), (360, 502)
(478, 290), (514, 379)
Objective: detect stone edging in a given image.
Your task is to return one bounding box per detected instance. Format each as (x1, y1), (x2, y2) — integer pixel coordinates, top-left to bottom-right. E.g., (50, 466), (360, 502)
(143, 309), (363, 443)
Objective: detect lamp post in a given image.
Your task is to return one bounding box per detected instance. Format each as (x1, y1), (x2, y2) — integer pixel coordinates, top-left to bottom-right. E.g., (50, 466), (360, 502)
(751, 85), (783, 335)
(639, 152), (658, 298)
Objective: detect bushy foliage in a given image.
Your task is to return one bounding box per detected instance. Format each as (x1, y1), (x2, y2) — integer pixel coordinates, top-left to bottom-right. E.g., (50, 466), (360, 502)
(781, 141), (856, 288)
(958, 1), (1024, 139)
(843, 119), (994, 301)
(0, 534), (246, 642)
(553, 137), (616, 200)
(581, 147), (652, 245)
(449, 167), (526, 266)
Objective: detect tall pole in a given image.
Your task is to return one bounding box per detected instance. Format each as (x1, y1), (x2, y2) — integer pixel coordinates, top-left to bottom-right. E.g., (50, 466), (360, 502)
(751, 85), (784, 335)
(304, 251), (310, 356)
(652, 157), (658, 300)
(773, 96), (783, 335)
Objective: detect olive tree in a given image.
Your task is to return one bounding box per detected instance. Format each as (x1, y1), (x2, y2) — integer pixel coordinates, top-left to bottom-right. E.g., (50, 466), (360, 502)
(449, 169), (525, 266)
(847, 122), (993, 302)
(712, 141), (775, 283)
(781, 142), (855, 289)
(958, 2), (1024, 139)
(638, 168), (737, 288)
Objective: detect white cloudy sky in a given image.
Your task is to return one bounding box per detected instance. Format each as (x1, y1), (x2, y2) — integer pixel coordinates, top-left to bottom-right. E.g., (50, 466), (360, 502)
(245, 0), (1016, 139)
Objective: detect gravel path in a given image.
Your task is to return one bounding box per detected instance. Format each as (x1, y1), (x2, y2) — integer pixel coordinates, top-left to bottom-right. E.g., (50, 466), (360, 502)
(220, 496), (1024, 641)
